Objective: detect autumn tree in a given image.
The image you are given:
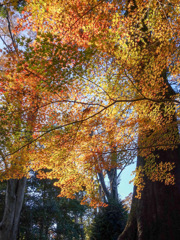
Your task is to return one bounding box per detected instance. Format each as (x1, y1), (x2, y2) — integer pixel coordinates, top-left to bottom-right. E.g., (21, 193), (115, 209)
(18, 172), (86, 240)
(89, 199), (128, 240)
(0, 2), (28, 239)
(24, 1), (180, 239)
(0, 1), (105, 239)
(0, 1), (78, 238)
(117, 1), (180, 239)
(0, 0), (180, 239)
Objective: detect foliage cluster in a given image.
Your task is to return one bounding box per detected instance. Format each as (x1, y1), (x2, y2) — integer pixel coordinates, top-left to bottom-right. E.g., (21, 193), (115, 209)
(0, 0), (179, 206)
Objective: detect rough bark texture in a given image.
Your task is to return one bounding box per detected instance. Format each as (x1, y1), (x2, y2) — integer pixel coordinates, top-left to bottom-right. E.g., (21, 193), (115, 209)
(118, 146), (180, 240)
(117, 0), (180, 238)
(0, 178), (27, 240)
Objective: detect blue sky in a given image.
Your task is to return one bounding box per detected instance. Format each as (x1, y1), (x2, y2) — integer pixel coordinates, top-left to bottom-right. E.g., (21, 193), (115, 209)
(118, 161), (136, 199)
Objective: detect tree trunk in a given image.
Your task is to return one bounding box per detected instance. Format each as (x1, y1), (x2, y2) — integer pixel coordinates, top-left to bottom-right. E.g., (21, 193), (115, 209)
(118, 145), (180, 240)
(0, 178), (27, 240)
(118, 0), (180, 238)
(107, 167), (118, 201)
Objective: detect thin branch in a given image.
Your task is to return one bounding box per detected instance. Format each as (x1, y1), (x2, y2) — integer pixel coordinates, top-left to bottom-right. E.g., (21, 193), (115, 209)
(124, 70), (146, 98)
(6, 8), (18, 54)
(156, 0), (173, 30)
(5, 101), (115, 157)
(89, 143), (180, 155)
(64, 0), (105, 36)
(0, 35), (11, 51)
(73, 69), (113, 100)
(37, 99), (105, 110)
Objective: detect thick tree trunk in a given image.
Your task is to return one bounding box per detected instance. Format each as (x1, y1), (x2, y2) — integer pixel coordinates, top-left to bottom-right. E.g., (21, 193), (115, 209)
(118, 145), (180, 240)
(118, 0), (180, 238)
(0, 178), (27, 240)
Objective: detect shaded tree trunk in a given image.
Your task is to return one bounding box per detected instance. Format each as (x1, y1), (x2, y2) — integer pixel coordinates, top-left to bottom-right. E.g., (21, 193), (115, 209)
(98, 149), (119, 203)
(118, 145), (180, 240)
(0, 178), (27, 240)
(98, 167), (119, 203)
(107, 167), (118, 200)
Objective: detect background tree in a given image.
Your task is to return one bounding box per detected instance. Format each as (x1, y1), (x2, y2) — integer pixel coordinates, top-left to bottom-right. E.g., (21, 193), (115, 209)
(0, 3), (28, 239)
(0, 0), (93, 238)
(89, 199), (128, 240)
(19, 172), (87, 240)
(0, 173), (87, 240)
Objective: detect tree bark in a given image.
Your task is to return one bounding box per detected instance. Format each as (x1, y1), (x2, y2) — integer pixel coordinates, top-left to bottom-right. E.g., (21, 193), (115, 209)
(98, 167), (119, 203)
(118, 145), (180, 240)
(107, 167), (118, 200)
(0, 178), (27, 240)
(118, 0), (180, 238)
